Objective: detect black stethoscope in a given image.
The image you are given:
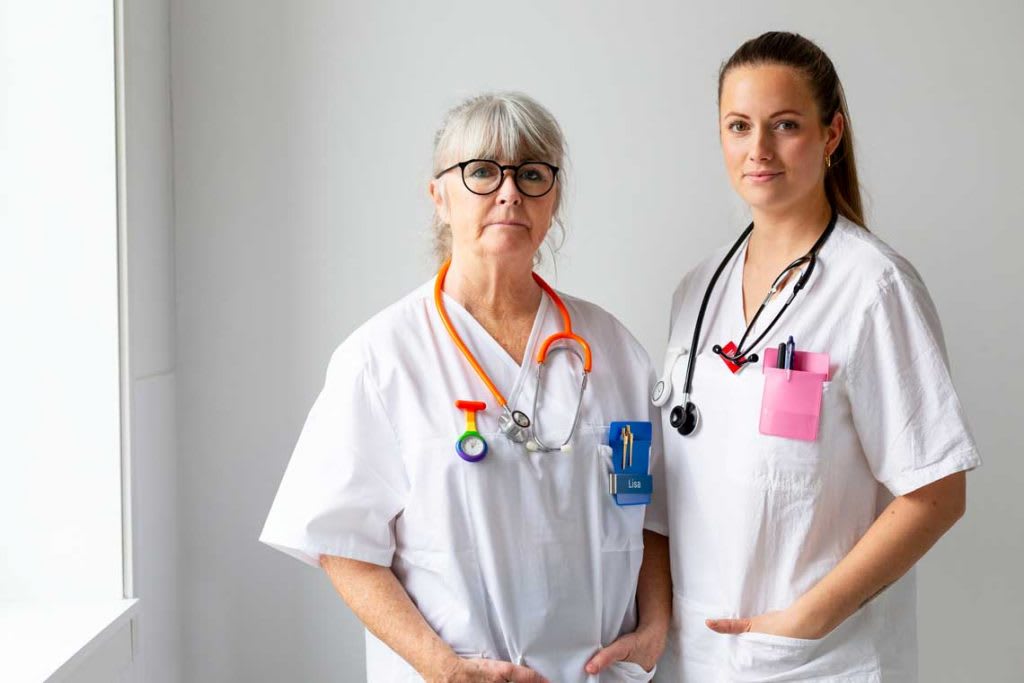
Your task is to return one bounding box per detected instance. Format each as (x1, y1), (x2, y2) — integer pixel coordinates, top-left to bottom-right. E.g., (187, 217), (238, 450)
(651, 209), (837, 436)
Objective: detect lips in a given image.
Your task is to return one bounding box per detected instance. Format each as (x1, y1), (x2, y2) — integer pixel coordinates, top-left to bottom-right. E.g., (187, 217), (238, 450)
(744, 171), (783, 183)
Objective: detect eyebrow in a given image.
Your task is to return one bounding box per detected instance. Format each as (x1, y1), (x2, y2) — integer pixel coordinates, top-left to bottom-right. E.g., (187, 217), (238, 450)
(722, 109), (805, 119)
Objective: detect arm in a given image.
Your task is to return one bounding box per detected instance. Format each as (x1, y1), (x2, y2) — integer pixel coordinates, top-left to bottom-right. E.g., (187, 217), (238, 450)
(707, 470), (966, 639)
(585, 530), (673, 673)
(320, 555), (548, 683)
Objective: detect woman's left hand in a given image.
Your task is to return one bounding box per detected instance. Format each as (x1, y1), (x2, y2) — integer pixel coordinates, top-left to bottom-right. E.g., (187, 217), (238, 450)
(584, 627), (662, 675)
(705, 605), (826, 640)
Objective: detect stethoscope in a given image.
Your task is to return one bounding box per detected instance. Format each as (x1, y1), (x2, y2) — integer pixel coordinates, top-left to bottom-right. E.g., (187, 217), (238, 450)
(434, 260), (593, 460)
(652, 210), (837, 436)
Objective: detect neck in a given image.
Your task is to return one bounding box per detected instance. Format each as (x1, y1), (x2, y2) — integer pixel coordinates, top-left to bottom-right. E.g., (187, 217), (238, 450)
(748, 192), (832, 265)
(443, 251), (542, 321)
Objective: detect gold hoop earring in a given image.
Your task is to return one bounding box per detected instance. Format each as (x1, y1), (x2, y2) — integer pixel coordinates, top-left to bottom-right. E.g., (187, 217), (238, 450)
(825, 152), (832, 169)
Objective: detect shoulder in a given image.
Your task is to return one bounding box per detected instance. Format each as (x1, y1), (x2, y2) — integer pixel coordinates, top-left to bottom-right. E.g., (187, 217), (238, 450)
(827, 218), (932, 309)
(326, 280), (435, 380)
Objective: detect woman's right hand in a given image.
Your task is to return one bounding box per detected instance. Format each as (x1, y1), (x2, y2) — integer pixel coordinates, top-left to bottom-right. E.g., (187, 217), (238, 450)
(434, 656), (550, 683)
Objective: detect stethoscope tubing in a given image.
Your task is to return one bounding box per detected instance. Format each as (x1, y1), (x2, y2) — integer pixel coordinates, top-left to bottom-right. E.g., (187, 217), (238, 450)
(434, 259), (593, 451)
(681, 224), (753, 399)
(671, 209), (838, 435)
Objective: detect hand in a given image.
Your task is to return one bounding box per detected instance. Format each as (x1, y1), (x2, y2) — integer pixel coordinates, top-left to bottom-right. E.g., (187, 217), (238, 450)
(705, 604), (826, 641)
(584, 627), (664, 675)
(434, 656), (550, 683)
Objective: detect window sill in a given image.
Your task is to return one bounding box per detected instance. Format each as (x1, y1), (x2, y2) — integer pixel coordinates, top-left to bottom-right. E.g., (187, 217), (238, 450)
(0, 599), (138, 682)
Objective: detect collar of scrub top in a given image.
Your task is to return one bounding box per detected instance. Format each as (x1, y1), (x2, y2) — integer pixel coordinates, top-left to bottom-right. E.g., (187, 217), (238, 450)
(660, 208), (837, 436)
(433, 259), (593, 452)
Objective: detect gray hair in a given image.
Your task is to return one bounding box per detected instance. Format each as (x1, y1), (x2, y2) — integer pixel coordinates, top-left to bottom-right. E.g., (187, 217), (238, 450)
(430, 92), (568, 265)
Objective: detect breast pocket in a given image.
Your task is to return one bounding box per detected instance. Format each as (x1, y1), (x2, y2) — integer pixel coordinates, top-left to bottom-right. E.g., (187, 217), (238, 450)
(759, 369), (829, 442)
(591, 430), (646, 552)
(751, 381), (836, 491)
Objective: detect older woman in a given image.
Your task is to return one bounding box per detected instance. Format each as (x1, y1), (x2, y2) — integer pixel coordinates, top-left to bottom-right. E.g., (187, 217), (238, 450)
(261, 92), (670, 682)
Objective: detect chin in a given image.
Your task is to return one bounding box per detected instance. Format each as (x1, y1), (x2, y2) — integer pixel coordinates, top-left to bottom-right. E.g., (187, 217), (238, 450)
(477, 233), (537, 261)
(739, 186), (799, 214)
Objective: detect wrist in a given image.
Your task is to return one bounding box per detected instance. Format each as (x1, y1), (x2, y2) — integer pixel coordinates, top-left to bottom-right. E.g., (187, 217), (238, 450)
(420, 648), (461, 683)
(632, 623), (668, 668)
(788, 593), (840, 640)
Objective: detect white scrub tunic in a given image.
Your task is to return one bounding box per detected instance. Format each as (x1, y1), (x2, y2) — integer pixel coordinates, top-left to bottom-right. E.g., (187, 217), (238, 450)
(647, 218), (981, 682)
(261, 279), (661, 682)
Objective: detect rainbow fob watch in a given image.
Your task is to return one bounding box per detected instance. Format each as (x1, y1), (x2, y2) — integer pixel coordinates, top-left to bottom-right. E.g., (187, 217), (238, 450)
(455, 400), (488, 462)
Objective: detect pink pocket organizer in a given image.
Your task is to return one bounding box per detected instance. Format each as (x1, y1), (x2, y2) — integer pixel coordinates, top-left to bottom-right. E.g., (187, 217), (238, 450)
(759, 347), (831, 441)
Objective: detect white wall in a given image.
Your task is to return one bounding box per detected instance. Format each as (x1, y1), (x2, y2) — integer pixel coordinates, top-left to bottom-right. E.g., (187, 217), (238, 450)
(171, 1), (1024, 680)
(122, 0), (180, 681)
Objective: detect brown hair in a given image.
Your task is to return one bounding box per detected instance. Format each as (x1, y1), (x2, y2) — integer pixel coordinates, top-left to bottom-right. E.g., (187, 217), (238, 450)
(719, 31), (866, 228)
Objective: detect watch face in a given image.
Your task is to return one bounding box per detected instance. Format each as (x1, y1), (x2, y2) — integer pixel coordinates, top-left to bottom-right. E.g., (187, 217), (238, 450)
(461, 435), (485, 456)
(457, 432), (488, 462)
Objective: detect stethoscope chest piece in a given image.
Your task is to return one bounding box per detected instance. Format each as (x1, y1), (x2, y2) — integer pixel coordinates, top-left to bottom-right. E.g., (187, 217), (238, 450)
(669, 397), (700, 436)
(498, 409), (531, 444)
(651, 346), (688, 407)
(650, 379), (668, 405)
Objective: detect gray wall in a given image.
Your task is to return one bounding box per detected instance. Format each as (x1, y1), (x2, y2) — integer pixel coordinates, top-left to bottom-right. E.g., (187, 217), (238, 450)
(170, 1), (1023, 680)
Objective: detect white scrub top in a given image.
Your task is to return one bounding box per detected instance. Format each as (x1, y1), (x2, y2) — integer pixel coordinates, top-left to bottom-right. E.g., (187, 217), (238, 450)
(647, 218), (981, 682)
(261, 279), (662, 683)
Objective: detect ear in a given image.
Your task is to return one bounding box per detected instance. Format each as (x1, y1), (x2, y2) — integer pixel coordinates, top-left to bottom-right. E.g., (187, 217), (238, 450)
(429, 178), (449, 221)
(825, 111), (845, 157)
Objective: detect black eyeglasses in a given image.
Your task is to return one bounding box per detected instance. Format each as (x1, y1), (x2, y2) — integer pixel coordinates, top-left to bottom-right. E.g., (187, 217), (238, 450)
(434, 159), (560, 198)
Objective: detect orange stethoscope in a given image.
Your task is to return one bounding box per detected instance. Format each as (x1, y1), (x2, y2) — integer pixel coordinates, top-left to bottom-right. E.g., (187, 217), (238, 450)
(434, 259), (592, 455)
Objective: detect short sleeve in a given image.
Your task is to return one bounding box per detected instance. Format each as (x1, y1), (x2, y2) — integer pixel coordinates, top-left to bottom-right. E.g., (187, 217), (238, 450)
(259, 341), (409, 568)
(846, 271), (981, 496)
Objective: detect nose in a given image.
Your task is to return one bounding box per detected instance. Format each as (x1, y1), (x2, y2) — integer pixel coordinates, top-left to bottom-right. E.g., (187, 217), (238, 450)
(749, 126), (774, 162)
(495, 170), (522, 206)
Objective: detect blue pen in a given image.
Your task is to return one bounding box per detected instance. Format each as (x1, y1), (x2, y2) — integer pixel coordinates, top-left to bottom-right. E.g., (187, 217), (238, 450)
(785, 336), (795, 379)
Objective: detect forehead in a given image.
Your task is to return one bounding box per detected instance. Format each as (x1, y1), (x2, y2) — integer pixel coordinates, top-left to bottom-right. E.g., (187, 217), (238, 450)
(720, 64), (817, 116)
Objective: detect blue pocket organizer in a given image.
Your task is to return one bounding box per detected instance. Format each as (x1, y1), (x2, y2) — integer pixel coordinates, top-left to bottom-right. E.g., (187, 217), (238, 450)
(608, 421), (653, 507)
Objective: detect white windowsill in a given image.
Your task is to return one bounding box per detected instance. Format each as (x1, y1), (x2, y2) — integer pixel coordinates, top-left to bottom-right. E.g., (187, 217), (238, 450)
(0, 599), (138, 682)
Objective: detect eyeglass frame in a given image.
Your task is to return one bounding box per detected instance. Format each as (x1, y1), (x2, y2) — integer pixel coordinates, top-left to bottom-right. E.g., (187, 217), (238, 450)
(434, 159), (561, 198)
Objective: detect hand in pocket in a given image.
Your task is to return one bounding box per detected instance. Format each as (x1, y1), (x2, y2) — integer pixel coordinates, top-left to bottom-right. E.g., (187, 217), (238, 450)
(705, 606), (825, 641)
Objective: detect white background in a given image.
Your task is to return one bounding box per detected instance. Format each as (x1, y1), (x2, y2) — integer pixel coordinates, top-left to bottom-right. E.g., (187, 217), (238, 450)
(163, 1), (1022, 680)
